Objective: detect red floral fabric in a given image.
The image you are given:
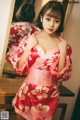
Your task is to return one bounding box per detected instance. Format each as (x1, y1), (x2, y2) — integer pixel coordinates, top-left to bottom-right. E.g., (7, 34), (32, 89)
(5, 22), (37, 62)
(10, 31), (72, 120)
(13, 83), (59, 120)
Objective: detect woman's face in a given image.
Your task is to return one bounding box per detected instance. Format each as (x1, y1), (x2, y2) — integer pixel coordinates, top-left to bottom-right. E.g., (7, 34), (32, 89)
(41, 9), (61, 35)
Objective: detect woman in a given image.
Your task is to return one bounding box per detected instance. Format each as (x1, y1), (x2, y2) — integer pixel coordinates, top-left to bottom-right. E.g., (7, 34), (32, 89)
(10, 1), (72, 120)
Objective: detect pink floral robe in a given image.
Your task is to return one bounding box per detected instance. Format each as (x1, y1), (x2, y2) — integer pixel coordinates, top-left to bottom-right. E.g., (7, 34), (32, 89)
(10, 31), (72, 120)
(5, 22), (37, 62)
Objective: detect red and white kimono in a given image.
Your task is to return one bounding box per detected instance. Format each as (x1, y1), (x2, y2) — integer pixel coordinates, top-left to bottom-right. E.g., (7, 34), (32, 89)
(6, 22), (37, 62)
(10, 31), (72, 120)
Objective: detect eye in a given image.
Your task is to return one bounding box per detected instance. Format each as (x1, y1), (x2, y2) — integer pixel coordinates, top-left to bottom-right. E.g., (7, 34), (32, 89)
(54, 19), (61, 23)
(46, 17), (51, 21)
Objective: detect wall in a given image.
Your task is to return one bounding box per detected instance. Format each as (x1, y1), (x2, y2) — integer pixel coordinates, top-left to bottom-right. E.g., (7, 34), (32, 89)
(0, 0), (15, 76)
(35, 0), (50, 17)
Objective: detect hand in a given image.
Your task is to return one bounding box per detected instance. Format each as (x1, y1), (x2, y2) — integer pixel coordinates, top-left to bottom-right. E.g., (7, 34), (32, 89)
(27, 35), (38, 50)
(58, 40), (67, 54)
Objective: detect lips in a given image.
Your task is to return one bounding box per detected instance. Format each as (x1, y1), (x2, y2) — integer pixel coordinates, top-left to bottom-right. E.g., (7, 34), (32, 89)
(47, 28), (54, 32)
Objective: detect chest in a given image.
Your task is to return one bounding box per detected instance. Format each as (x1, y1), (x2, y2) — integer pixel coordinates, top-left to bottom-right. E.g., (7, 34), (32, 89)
(38, 38), (59, 54)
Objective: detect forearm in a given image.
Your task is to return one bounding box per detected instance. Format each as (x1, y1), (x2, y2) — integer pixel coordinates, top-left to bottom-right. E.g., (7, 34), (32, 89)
(58, 52), (66, 72)
(18, 47), (31, 69)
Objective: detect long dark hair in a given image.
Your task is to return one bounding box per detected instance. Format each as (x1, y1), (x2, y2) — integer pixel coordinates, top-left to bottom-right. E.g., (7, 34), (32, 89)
(34, 1), (65, 34)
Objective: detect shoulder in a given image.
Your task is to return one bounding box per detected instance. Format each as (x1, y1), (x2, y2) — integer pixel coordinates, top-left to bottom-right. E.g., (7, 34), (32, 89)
(60, 38), (72, 52)
(59, 36), (67, 44)
(63, 40), (72, 56)
(59, 36), (72, 55)
(58, 36), (70, 48)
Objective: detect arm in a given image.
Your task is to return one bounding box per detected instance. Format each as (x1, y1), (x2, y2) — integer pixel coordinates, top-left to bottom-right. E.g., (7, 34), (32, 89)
(10, 35), (37, 75)
(18, 35), (37, 69)
(50, 42), (72, 82)
(58, 40), (67, 72)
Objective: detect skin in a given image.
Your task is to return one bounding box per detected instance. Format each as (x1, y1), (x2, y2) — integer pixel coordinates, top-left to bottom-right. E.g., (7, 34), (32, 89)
(18, 9), (67, 72)
(41, 10), (61, 35)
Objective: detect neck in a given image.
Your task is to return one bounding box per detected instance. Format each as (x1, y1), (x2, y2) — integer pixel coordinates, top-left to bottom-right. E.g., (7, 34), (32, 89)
(41, 30), (57, 38)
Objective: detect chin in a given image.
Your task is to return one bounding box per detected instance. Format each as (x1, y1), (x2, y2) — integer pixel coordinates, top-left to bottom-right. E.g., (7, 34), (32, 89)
(47, 29), (55, 34)
(47, 31), (54, 35)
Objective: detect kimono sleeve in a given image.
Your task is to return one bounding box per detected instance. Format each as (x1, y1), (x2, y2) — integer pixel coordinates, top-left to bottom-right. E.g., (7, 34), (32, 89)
(6, 22), (37, 62)
(10, 35), (30, 75)
(50, 45), (72, 82)
(8, 22), (36, 48)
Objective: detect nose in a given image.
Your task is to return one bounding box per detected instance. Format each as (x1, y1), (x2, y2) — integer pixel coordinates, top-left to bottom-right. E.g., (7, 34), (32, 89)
(49, 20), (54, 27)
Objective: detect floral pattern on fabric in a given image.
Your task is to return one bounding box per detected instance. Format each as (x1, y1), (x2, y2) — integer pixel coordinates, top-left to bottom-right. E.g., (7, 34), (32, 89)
(12, 83), (59, 120)
(50, 45), (72, 82)
(10, 33), (72, 81)
(11, 31), (72, 120)
(6, 22), (37, 62)
(30, 86), (49, 100)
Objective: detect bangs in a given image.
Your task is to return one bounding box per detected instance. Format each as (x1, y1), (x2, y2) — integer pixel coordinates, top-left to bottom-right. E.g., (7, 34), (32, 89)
(48, 8), (61, 19)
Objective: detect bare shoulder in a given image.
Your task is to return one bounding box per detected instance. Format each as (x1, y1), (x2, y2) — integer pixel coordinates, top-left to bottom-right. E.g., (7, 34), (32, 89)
(59, 37), (68, 45)
(59, 37), (72, 52)
(62, 39), (67, 45)
(62, 40), (72, 49)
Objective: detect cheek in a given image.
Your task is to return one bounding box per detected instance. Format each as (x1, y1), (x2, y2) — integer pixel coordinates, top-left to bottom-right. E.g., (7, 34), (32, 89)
(42, 21), (47, 28)
(55, 23), (60, 29)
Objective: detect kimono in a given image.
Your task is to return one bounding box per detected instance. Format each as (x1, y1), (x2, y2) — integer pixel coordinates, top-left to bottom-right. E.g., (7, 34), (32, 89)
(10, 31), (72, 120)
(5, 22), (37, 62)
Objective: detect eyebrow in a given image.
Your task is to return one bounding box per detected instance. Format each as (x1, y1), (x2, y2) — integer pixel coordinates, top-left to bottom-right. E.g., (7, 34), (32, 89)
(46, 14), (61, 20)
